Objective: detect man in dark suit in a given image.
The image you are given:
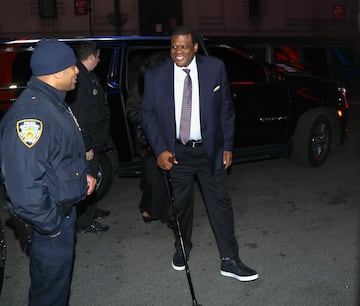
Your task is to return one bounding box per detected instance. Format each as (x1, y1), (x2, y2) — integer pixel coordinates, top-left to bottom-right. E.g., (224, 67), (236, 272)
(141, 25), (258, 282)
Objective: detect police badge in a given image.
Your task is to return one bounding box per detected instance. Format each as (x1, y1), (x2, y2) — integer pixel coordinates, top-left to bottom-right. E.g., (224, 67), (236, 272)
(16, 119), (43, 148)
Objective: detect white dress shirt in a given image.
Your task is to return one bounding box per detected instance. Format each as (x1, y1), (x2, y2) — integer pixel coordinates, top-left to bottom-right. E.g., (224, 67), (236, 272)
(174, 57), (202, 141)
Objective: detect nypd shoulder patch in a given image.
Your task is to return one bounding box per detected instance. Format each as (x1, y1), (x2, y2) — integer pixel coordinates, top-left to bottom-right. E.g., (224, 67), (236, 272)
(16, 119), (43, 148)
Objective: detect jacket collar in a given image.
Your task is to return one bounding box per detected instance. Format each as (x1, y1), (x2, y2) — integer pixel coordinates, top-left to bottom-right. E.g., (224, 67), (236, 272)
(28, 76), (68, 110)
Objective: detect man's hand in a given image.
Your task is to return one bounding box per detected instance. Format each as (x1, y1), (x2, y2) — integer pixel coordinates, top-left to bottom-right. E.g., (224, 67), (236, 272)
(223, 151), (233, 170)
(86, 149), (94, 161)
(86, 174), (97, 196)
(157, 150), (177, 170)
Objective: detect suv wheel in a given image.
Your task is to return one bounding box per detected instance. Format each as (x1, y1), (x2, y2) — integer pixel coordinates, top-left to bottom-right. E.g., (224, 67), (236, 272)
(293, 110), (332, 167)
(95, 153), (114, 202)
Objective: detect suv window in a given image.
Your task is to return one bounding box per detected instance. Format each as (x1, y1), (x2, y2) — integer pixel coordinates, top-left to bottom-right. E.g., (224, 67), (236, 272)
(0, 46), (32, 90)
(11, 51), (32, 87)
(274, 46), (299, 64)
(0, 46), (33, 117)
(94, 47), (114, 89)
(125, 47), (170, 92)
(207, 45), (266, 82)
(331, 47), (355, 66)
(1, 43), (112, 98)
(303, 47), (327, 65)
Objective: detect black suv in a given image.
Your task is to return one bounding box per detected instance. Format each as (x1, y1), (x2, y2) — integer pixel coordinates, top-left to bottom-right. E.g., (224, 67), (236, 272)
(0, 36), (349, 197)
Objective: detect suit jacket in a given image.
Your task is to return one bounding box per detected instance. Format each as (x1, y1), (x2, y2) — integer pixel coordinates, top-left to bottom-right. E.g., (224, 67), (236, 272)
(141, 54), (235, 173)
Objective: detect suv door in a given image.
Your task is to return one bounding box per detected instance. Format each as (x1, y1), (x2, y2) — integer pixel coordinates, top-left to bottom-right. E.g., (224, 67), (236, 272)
(105, 40), (171, 176)
(205, 44), (290, 149)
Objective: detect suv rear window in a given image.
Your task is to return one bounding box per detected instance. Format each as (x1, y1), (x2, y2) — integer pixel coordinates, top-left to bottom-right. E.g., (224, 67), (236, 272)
(207, 45), (266, 82)
(0, 46), (33, 116)
(126, 47), (170, 91)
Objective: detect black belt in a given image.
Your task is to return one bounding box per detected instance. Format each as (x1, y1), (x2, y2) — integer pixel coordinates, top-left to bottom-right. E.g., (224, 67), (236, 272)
(176, 139), (203, 148)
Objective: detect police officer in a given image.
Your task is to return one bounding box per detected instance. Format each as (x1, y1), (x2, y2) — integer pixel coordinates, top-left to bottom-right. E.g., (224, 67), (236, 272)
(0, 39), (96, 306)
(67, 41), (112, 233)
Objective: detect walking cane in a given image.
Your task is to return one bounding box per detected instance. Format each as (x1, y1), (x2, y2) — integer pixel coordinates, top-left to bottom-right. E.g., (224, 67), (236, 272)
(164, 165), (202, 306)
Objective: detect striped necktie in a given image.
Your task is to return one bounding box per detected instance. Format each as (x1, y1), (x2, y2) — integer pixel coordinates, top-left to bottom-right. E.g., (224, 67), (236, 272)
(179, 68), (192, 145)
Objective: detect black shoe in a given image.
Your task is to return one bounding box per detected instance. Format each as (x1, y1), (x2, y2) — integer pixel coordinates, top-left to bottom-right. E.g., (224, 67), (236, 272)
(83, 220), (109, 233)
(171, 249), (190, 271)
(94, 208), (110, 219)
(220, 257), (258, 282)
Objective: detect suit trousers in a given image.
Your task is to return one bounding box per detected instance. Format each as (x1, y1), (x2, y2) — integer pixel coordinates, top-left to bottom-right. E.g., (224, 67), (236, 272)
(29, 208), (77, 306)
(170, 142), (239, 259)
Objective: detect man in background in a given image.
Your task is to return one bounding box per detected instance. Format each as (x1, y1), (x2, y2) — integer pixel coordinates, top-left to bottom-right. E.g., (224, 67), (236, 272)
(68, 41), (113, 233)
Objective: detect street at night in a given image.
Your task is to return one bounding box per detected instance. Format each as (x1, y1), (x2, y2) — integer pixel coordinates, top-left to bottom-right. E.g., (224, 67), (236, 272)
(1, 104), (359, 306)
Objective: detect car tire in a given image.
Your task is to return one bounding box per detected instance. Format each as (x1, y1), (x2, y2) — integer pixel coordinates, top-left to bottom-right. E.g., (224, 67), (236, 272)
(293, 110), (332, 167)
(95, 153), (114, 202)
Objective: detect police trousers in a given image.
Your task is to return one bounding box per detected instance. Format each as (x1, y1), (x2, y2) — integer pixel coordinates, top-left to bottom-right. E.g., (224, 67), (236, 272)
(29, 208), (76, 306)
